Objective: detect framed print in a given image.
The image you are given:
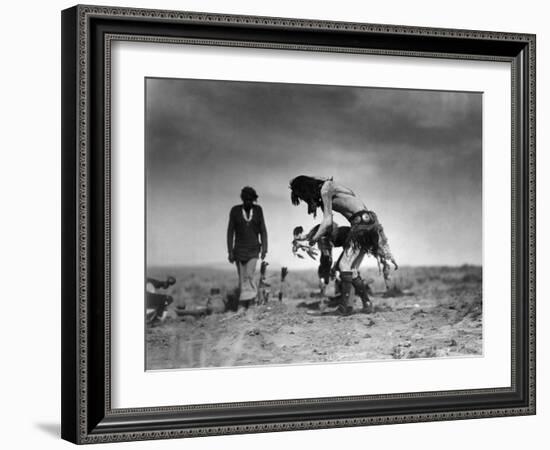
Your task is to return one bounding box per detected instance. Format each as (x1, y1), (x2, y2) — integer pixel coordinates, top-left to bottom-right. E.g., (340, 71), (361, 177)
(61, 5), (536, 444)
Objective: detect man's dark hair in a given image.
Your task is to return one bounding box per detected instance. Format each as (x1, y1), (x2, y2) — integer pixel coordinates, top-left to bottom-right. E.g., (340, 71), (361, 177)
(289, 175), (325, 217)
(240, 186), (258, 202)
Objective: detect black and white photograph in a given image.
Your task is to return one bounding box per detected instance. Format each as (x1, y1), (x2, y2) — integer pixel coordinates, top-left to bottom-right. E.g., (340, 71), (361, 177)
(145, 77), (483, 370)
(52, 2), (539, 446)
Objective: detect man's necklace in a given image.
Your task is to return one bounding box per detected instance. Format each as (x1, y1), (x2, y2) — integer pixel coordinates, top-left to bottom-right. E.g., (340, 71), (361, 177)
(242, 207), (253, 224)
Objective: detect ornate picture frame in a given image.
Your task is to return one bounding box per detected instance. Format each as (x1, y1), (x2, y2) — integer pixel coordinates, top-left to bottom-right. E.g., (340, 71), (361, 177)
(61, 4), (535, 444)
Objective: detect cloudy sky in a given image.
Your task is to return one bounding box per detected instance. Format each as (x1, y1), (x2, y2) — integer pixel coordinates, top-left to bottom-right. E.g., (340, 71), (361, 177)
(145, 77), (482, 269)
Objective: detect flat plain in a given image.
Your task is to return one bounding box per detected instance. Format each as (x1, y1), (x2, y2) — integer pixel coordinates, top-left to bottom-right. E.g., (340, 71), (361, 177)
(146, 265), (482, 370)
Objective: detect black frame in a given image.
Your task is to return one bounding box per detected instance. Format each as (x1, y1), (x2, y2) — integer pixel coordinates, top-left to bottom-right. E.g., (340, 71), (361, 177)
(61, 4), (536, 444)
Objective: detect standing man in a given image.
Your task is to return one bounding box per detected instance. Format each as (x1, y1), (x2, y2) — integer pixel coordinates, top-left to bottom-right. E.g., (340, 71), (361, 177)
(227, 186), (268, 308)
(290, 175), (397, 315)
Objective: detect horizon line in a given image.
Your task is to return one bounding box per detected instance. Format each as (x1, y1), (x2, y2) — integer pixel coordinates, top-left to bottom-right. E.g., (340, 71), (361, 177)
(147, 262), (482, 270)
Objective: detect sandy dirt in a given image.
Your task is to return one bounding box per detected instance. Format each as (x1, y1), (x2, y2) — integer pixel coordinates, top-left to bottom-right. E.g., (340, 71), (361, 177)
(146, 265), (482, 370)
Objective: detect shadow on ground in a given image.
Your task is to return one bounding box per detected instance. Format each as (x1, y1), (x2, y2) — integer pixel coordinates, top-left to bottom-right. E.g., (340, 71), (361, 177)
(35, 422), (60, 438)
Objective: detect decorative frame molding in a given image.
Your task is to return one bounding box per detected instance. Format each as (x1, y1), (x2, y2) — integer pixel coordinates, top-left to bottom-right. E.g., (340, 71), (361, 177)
(61, 4), (535, 444)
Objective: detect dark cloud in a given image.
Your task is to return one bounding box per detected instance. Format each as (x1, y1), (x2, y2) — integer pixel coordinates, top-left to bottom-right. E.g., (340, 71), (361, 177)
(146, 78), (482, 267)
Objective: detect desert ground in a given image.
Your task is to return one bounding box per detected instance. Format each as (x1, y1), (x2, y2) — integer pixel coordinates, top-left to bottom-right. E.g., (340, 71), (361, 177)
(146, 265), (482, 370)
